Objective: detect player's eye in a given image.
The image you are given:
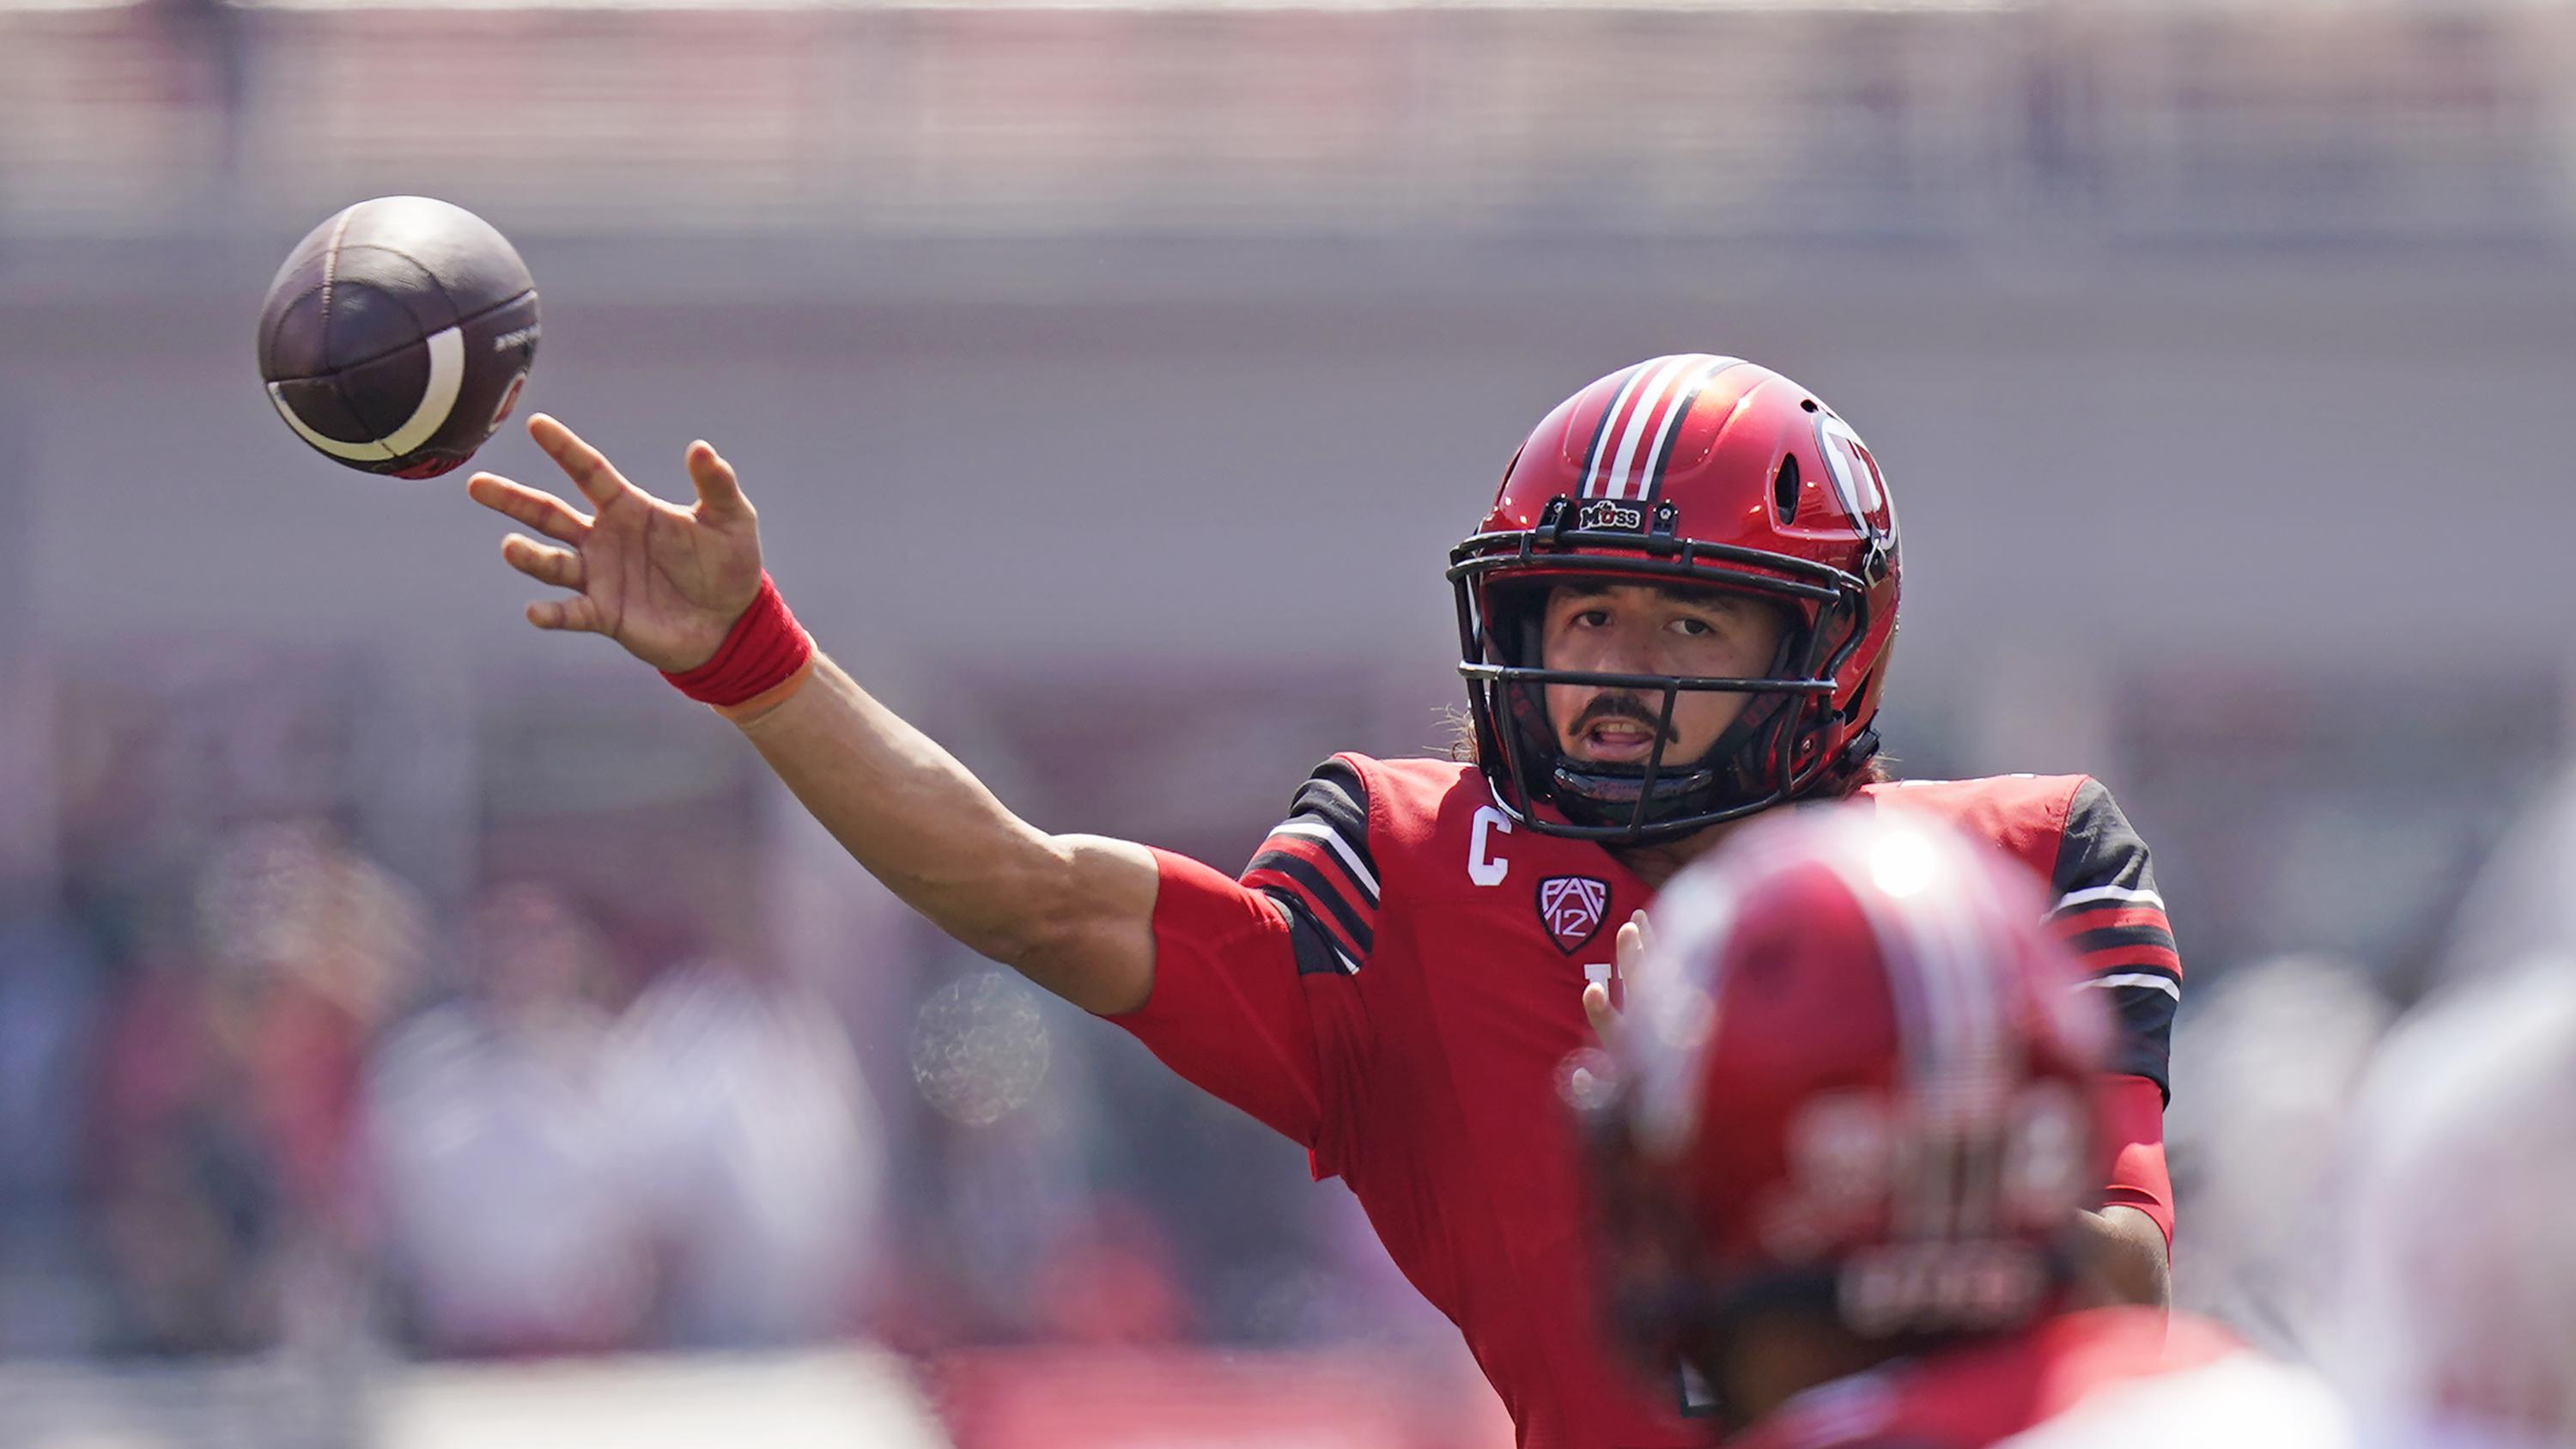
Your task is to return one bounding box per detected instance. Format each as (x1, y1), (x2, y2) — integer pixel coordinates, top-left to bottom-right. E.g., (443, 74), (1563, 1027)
(1669, 616), (1714, 638)
(1571, 608), (1612, 629)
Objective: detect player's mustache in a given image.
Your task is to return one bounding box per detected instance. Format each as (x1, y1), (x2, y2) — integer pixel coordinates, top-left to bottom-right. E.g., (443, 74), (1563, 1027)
(1569, 692), (1678, 745)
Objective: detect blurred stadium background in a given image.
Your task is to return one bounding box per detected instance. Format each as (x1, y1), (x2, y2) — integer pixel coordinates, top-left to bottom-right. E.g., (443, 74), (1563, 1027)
(3, 0), (2573, 1443)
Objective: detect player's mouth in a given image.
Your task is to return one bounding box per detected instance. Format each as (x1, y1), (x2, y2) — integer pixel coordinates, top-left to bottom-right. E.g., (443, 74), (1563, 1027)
(1571, 719), (1661, 764)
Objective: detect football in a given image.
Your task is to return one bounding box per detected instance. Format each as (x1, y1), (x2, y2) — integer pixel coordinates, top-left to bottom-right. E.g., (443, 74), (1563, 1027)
(256, 196), (541, 478)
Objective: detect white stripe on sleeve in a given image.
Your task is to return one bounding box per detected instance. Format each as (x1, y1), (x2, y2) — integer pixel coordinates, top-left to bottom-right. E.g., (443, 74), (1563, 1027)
(2050, 883), (2166, 914)
(2080, 972), (2183, 1000)
(1272, 819), (1382, 901)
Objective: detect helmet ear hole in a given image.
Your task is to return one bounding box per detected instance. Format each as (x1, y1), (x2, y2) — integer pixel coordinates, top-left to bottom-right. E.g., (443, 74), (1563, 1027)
(1771, 454), (1801, 524)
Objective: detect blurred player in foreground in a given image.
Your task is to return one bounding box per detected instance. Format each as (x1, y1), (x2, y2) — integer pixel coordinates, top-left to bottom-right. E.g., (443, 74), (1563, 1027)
(1583, 808), (2345, 1449)
(462, 356), (2173, 1446)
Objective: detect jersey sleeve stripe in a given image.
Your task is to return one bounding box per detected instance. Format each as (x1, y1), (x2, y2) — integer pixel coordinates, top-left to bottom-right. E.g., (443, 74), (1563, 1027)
(1242, 756), (1381, 975)
(1246, 831), (1376, 940)
(2050, 778), (2175, 1103)
(2062, 922), (2179, 958)
(2082, 945), (2182, 978)
(2050, 883), (2165, 914)
(2083, 972), (2182, 1001)
(1245, 850), (1375, 958)
(2048, 904), (2172, 935)
(1245, 867), (1369, 965)
(1267, 819), (1380, 902)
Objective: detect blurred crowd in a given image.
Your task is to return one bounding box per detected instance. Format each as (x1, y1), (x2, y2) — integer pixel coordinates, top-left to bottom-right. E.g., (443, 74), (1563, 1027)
(10, 1), (2571, 246)
(0, 824), (882, 1361)
(0, 660), (1440, 1376)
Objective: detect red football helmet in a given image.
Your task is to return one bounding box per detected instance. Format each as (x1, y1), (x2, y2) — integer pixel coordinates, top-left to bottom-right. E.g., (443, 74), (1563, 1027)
(1450, 355), (1900, 841)
(1580, 806), (2108, 1379)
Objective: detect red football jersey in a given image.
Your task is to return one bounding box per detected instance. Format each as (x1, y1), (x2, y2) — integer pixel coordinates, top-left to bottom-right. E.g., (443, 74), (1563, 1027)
(1109, 757), (2179, 1449)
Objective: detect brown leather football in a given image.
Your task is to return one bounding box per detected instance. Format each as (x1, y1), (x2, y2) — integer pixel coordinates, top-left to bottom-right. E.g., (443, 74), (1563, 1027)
(257, 196), (540, 478)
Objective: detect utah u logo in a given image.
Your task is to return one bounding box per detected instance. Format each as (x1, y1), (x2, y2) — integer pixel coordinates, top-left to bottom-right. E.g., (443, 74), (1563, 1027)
(1814, 411), (1895, 552)
(1537, 875), (1610, 955)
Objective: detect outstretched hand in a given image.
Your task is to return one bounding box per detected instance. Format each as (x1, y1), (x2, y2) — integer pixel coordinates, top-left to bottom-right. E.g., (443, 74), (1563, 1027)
(465, 414), (765, 673)
(1583, 909), (1653, 1044)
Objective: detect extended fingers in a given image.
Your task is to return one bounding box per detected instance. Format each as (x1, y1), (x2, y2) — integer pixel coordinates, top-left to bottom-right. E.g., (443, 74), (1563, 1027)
(467, 471), (591, 543)
(526, 594), (604, 633)
(501, 533), (583, 590)
(1583, 980), (1617, 1044)
(528, 413), (635, 508)
(1614, 910), (1652, 974)
(685, 440), (751, 523)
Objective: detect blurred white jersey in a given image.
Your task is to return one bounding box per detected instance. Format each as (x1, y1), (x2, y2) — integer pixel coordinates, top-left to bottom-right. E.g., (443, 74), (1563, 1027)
(2324, 962), (2576, 1446)
(1997, 1348), (2353, 1449)
(1741, 1310), (2347, 1449)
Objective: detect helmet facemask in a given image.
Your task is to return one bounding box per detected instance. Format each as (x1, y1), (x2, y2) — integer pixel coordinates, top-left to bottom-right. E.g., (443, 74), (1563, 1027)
(1452, 526), (1876, 843)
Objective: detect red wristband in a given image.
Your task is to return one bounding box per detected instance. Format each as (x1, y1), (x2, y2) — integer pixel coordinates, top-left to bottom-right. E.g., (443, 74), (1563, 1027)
(661, 573), (814, 708)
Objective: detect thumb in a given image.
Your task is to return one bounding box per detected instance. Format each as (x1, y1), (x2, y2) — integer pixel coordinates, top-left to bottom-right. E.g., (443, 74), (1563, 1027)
(685, 440), (751, 523)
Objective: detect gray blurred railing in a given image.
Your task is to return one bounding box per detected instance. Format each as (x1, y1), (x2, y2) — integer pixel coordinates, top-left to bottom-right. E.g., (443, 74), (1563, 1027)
(3, 0), (2571, 243)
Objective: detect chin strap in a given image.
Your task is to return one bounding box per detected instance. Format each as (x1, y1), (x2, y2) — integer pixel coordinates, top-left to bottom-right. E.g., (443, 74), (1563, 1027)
(1551, 761), (1718, 811)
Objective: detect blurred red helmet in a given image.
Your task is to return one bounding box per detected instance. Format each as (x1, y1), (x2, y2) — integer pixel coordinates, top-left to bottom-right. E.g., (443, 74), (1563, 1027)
(1450, 356), (1900, 841)
(1583, 807), (2107, 1370)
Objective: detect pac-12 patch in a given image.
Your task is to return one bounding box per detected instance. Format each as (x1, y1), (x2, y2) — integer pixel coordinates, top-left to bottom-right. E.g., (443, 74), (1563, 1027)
(1537, 875), (1611, 955)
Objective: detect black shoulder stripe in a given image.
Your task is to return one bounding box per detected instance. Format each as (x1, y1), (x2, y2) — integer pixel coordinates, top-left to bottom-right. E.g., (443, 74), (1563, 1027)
(2089, 962), (2181, 989)
(1259, 890), (1358, 977)
(1256, 758), (1378, 907)
(1289, 761), (1373, 855)
(2051, 777), (2158, 900)
(1246, 850), (1375, 957)
(2066, 923), (2180, 957)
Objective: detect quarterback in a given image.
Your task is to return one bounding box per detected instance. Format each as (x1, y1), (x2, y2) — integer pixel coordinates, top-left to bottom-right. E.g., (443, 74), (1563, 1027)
(465, 356), (2176, 1447)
